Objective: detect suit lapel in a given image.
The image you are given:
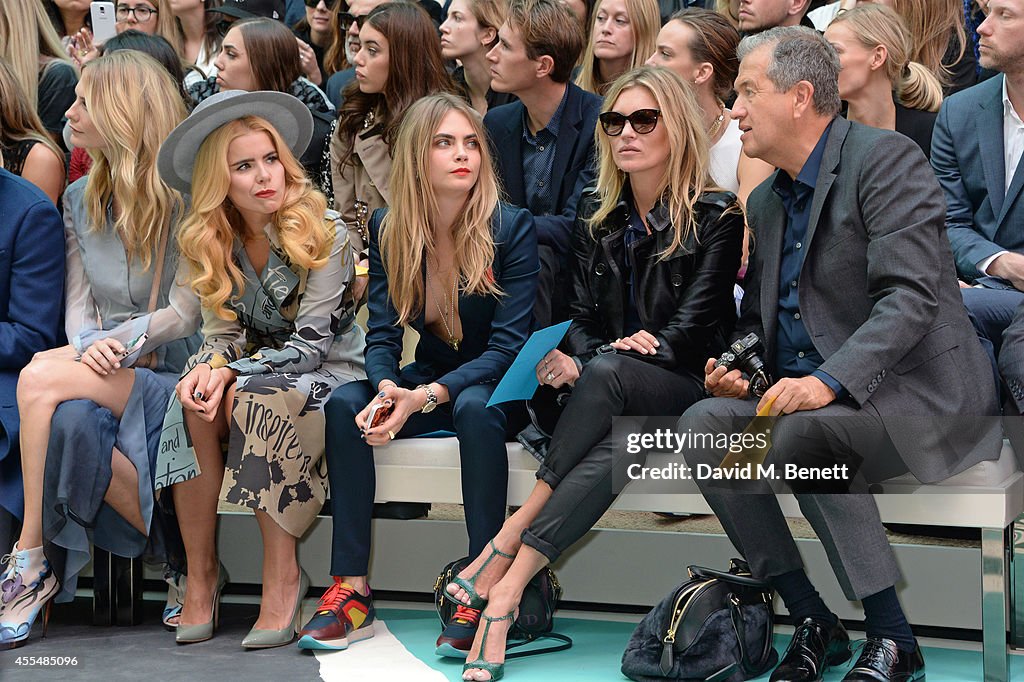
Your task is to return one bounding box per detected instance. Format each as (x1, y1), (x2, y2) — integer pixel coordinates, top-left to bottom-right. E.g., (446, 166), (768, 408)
(804, 118), (844, 252)
(500, 107), (527, 205)
(979, 80), (1007, 222)
(550, 86), (581, 206)
(756, 181), (785, 350)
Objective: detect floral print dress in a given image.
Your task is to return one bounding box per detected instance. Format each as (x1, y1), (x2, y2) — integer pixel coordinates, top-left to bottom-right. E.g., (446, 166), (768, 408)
(155, 212), (366, 536)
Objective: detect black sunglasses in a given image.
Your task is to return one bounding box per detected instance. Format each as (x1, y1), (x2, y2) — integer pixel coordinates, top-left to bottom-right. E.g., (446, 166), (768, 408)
(338, 11), (369, 28)
(304, 0), (339, 9)
(599, 109), (662, 136)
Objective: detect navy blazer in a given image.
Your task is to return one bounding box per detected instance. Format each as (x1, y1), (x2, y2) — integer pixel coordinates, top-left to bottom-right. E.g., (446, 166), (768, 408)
(484, 82), (601, 257)
(0, 169), (65, 516)
(932, 74), (1024, 280)
(363, 203), (539, 402)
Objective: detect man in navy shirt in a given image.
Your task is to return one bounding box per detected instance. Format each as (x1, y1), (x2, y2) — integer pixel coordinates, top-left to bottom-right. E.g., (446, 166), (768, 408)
(483, 0), (601, 327)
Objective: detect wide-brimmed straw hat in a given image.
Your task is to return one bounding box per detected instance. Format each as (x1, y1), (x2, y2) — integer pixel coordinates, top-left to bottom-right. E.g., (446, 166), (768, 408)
(158, 89), (313, 194)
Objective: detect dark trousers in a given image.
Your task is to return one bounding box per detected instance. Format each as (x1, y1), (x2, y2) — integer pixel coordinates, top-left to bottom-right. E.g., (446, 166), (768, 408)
(324, 380), (514, 576)
(534, 245), (570, 328)
(521, 354), (704, 562)
(679, 398), (903, 600)
(962, 286), (1024, 356)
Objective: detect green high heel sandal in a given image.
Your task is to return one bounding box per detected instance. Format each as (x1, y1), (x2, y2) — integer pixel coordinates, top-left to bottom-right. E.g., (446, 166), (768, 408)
(445, 540), (514, 610)
(463, 610), (515, 681)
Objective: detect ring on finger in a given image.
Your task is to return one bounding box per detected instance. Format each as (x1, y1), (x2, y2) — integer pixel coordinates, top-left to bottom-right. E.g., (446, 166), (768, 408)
(545, 371), (555, 382)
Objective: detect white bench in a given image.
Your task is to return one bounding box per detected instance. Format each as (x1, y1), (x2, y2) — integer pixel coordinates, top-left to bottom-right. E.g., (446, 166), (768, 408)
(374, 437), (1024, 682)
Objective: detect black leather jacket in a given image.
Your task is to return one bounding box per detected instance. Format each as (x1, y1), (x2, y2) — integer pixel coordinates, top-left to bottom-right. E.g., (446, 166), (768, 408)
(564, 186), (743, 378)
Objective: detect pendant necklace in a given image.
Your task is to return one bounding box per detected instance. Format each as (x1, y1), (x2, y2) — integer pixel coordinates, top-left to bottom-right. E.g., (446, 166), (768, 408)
(429, 271), (460, 351)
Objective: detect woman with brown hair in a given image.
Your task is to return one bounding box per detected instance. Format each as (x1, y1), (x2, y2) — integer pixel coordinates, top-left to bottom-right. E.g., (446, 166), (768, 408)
(331, 2), (457, 260)
(170, 0), (223, 78)
(186, 17), (336, 197)
(293, 0), (338, 86)
(440, 0), (516, 114)
(0, 59), (66, 203)
(647, 8), (773, 208)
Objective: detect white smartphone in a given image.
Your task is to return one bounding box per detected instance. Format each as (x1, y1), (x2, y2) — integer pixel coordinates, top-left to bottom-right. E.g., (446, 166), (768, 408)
(119, 332), (149, 358)
(90, 2), (117, 44)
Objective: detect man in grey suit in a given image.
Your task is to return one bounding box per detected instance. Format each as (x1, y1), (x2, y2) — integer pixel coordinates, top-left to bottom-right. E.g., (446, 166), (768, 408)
(931, 0), (1024, 353)
(679, 27), (1000, 682)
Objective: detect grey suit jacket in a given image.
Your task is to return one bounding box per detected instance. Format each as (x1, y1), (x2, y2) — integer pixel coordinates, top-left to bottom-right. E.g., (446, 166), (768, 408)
(739, 117), (1001, 483)
(932, 75), (1024, 280)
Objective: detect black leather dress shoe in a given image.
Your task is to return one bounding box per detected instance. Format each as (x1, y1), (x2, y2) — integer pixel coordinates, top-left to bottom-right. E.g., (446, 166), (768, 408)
(770, 617), (852, 682)
(842, 637), (925, 681)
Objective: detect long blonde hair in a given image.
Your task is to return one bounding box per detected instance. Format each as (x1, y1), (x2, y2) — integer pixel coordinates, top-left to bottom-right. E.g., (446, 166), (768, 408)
(889, 0), (967, 90)
(589, 66), (716, 258)
(0, 58), (65, 168)
(380, 93), (502, 326)
(81, 51), (185, 268)
(830, 4), (943, 113)
(575, 0), (660, 95)
(0, 0), (75, 106)
(153, 0), (186, 57)
(177, 116), (332, 321)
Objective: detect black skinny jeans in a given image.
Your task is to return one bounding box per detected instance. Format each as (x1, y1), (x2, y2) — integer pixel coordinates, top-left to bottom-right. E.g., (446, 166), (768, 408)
(521, 353), (704, 562)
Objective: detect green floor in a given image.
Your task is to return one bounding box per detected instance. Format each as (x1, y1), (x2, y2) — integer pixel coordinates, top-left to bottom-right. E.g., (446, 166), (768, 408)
(380, 607), (1017, 681)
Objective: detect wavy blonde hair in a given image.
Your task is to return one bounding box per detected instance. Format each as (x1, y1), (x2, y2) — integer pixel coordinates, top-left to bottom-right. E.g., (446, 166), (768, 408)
(575, 0), (660, 95)
(830, 4), (943, 113)
(589, 66), (720, 258)
(81, 51), (185, 268)
(0, 0), (75, 106)
(178, 116), (332, 321)
(380, 93), (502, 326)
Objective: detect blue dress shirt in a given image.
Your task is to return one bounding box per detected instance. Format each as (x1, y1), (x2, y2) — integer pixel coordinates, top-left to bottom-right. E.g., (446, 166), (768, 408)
(772, 121), (845, 398)
(521, 86), (568, 218)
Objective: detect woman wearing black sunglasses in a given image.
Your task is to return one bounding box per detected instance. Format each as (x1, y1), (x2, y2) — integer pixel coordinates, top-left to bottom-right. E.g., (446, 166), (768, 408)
(448, 65), (744, 681)
(292, 0), (339, 85)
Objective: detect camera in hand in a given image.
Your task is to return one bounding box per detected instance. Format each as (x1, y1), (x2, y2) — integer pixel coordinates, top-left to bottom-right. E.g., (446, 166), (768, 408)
(715, 333), (774, 398)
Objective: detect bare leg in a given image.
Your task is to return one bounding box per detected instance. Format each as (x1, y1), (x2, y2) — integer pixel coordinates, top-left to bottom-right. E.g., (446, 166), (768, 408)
(447, 480), (553, 605)
(463, 546), (550, 681)
(173, 383), (233, 628)
(16, 350), (135, 550)
(103, 447), (145, 534)
(252, 511), (301, 630)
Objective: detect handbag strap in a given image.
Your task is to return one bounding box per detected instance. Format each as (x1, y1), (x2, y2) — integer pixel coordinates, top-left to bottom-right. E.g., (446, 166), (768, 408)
(505, 632), (573, 660)
(729, 597), (776, 676)
(147, 221), (171, 313)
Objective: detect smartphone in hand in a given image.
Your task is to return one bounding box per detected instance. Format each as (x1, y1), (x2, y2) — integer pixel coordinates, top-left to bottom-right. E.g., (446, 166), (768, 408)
(119, 332), (149, 358)
(90, 2), (117, 43)
(365, 401), (394, 430)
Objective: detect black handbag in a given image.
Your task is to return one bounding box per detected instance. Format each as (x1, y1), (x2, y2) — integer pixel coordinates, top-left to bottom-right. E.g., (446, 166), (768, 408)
(621, 559), (777, 682)
(516, 385), (572, 463)
(433, 556), (573, 658)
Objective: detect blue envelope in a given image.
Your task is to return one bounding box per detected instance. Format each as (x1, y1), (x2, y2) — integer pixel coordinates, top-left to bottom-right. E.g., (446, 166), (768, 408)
(486, 320), (573, 406)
